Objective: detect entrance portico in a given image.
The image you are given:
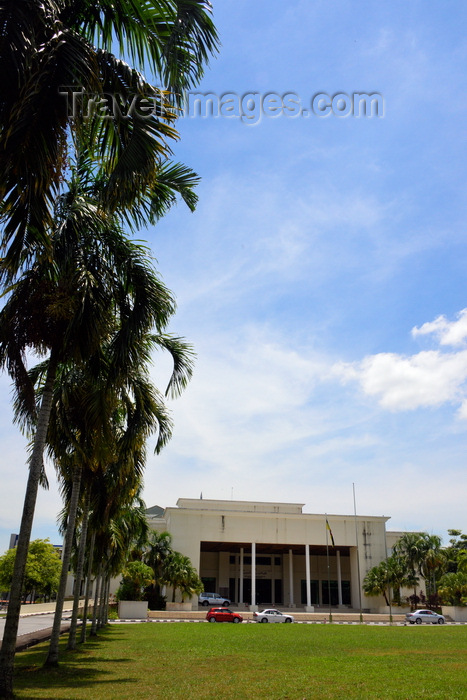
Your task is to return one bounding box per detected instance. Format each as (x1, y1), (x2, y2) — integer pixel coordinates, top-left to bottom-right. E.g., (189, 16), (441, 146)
(199, 540), (351, 611)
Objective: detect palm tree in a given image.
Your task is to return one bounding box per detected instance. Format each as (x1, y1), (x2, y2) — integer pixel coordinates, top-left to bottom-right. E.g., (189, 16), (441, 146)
(386, 555), (419, 606)
(419, 535), (446, 600)
(144, 531), (174, 608)
(362, 562), (390, 606)
(43, 325), (189, 660)
(163, 551), (202, 604)
(88, 478), (151, 635)
(393, 533), (425, 603)
(0, 4), (216, 693)
(0, 0), (219, 274)
(0, 164), (194, 681)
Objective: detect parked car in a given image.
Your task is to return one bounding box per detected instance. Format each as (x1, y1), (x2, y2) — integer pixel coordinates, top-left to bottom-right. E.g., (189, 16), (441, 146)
(405, 610), (445, 625)
(253, 609), (294, 623)
(199, 592), (231, 607)
(206, 607), (243, 623)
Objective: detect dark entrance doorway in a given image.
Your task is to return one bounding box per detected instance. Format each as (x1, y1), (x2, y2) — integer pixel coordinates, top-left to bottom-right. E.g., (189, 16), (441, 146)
(239, 578), (273, 605)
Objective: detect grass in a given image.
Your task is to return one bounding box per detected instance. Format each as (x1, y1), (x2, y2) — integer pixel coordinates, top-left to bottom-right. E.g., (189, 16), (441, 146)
(13, 622), (467, 699)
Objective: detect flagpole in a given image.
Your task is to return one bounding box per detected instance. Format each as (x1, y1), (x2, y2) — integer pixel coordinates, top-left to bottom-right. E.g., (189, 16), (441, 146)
(353, 483), (363, 623)
(384, 522), (393, 625)
(325, 514), (332, 623)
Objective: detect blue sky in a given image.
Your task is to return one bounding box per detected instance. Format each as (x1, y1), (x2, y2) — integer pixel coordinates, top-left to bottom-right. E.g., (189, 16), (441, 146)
(2, 0), (467, 553)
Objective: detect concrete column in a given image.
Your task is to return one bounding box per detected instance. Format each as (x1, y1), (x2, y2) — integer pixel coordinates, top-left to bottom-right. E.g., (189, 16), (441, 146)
(288, 549), (294, 607)
(251, 543), (257, 611)
(305, 544), (314, 612)
(337, 550), (343, 607)
(239, 547), (244, 604)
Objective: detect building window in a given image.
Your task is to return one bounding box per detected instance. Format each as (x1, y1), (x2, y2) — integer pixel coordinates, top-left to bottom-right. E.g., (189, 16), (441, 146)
(229, 555), (236, 565)
(201, 576), (216, 592)
(300, 580), (320, 605)
(256, 556), (271, 566)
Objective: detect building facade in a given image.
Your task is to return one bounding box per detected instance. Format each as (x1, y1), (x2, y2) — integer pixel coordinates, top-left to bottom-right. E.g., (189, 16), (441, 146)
(147, 498), (395, 612)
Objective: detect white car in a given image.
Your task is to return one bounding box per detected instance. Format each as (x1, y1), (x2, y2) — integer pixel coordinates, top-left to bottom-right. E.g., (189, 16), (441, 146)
(405, 610), (445, 625)
(253, 609), (294, 623)
(199, 592), (231, 607)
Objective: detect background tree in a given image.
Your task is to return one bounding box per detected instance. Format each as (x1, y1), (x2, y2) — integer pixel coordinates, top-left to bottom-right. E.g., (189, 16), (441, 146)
(144, 531), (174, 609)
(438, 572), (467, 606)
(444, 530), (467, 573)
(362, 561), (390, 606)
(116, 562), (154, 602)
(0, 540), (61, 603)
(163, 551), (202, 603)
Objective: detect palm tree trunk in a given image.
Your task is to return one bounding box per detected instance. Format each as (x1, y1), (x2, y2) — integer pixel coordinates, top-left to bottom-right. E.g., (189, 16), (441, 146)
(80, 530), (95, 644)
(99, 576), (109, 628)
(68, 490), (90, 650)
(0, 351), (58, 699)
(104, 577), (111, 625)
(91, 568), (102, 636)
(44, 462), (82, 666)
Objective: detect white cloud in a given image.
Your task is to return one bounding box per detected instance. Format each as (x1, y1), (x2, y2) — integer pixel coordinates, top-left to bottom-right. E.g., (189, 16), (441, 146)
(412, 308), (467, 347)
(335, 310), (467, 417)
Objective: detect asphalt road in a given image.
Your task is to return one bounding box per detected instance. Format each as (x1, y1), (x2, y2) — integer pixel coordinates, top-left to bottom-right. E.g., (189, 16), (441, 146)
(0, 612), (71, 651)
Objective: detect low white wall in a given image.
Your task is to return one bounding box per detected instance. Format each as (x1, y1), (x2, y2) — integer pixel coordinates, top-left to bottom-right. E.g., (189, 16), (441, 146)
(442, 606), (467, 622)
(19, 601), (74, 615)
(166, 602), (193, 612)
(118, 601), (148, 619)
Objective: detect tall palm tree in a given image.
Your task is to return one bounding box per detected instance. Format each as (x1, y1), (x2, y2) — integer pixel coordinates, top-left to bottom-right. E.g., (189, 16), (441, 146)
(43, 322), (191, 661)
(0, 4), (216, 693)
(0, 165), (193, 685)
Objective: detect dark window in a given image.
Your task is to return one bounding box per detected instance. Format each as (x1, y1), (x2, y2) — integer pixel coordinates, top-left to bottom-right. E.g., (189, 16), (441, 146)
(229, 577), (236, 602)
(201, 576), (216, 592)
(301, 580), (319, 605)
(274, 557), (281, 566)
(256, 556), (271, 566)
(229, 555), (236, 564)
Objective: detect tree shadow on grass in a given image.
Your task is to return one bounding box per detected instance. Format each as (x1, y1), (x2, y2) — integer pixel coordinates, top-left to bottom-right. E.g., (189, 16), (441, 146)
(14, 628), (140, 699)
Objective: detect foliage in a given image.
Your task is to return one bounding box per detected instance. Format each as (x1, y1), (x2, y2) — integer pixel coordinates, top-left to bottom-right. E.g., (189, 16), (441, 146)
(0, 0), (219, 275)
(444, 530), (467, 573)
(115, 561), (154, 602)
(162, 551), (203, 602)
(362, 554), (418, 606)
(362, 561), (390, 605)
(392, 531), (446, 605)
(144, 590), (167, 611)
(438, 571), (467, 606)
(144, 530), (173, 605)
(0, 540), (61, 601)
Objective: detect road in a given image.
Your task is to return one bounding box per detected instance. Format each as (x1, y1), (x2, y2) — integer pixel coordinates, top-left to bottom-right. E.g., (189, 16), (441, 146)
(0, 612), (71, 650)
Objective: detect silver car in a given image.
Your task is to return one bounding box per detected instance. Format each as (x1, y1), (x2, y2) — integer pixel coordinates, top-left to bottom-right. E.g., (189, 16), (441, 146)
(199, 592), (231, 607)
(405, 610), (445, 625)
(253, 609), (294, 623)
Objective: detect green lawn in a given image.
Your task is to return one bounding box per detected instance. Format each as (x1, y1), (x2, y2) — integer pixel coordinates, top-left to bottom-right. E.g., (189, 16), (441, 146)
(13, 622), (467, 699)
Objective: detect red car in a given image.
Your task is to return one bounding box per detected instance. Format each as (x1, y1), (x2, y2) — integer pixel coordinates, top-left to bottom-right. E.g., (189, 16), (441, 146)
(206, 607), (243, 623)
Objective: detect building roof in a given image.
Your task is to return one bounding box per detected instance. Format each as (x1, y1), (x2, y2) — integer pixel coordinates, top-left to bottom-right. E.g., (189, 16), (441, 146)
(176, 498), (305, 514)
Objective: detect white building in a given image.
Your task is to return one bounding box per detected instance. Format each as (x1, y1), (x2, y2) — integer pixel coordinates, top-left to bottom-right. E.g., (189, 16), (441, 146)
(147, 498), (397, 612)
